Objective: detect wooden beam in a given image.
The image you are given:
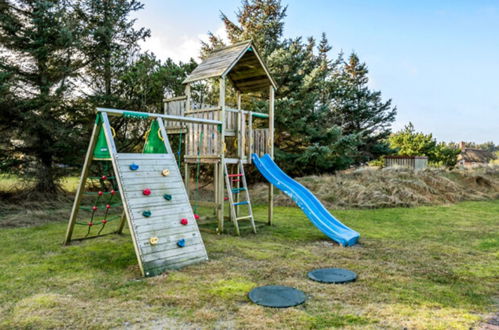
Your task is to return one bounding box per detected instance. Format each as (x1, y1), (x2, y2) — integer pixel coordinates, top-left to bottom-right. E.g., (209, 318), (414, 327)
(63, 119), (101, 245)
(268, 86), (275, 226)
(218, 77), (226, 234)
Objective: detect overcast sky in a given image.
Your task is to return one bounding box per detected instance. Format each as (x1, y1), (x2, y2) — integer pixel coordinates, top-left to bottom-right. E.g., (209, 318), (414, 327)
(133, 0), (499, 143)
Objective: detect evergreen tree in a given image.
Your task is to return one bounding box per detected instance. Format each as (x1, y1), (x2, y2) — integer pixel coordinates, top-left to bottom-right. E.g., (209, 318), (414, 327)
(78, 0), (150, 108)
(202, 0), (286, 57)
(327, 53), (396, 163)
(0, 0), (86, 193)
(388, 123), (460, 167)
(117, 53), (196, 111)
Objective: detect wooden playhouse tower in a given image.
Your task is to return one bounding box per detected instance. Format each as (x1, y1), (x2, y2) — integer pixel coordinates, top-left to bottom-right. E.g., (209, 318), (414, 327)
(164, 40), (277, 235)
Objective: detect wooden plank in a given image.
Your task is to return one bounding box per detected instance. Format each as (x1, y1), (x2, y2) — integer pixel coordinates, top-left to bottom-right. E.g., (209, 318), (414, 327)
(141, 243), (206, 262)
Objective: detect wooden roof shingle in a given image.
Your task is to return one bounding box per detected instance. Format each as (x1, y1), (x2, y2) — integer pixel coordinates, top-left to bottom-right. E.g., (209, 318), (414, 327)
(183, 40), (277, 93)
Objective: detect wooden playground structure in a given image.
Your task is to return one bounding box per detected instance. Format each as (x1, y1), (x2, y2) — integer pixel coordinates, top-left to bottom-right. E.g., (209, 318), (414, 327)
(64, 41), (277, 276)
(165, 40), (277, 235)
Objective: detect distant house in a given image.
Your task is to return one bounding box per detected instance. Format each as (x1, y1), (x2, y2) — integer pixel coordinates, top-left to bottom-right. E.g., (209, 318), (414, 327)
(384, 156), (428, 170)
(457, 142), (496, 167)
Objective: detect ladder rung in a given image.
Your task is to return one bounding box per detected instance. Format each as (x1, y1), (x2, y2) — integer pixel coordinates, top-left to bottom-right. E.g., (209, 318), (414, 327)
(228, 173), (243, 178)
(231, 187), (246, 193)
(233, 201), (249, 206)
(231, 178), (240, 182)
(236, 215), (252, 221)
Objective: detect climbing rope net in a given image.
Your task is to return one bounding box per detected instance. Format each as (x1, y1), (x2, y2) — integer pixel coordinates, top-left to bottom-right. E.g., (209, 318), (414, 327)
(74, 161), (123, 238)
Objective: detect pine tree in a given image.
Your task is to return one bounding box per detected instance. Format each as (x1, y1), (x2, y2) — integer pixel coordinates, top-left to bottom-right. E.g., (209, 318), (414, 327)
(0, 0), (86, 193)
(329, 53), (397, 163)
(202, 0), (286, 57)
(78, 0), (150, 108)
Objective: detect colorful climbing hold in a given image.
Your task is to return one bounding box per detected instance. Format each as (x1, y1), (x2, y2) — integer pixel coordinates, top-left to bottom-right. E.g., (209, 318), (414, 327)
(177, 239), (186, 247)
(194, 214), (200, 220)
(87, 222), (93, 227)
(149, 236), (159, 245)
(101, 175), (107, 180)
(92, 206), (98, 211)
(98, 191), (103, 196)
(180, 218), (188, 225)
(161, 169), (170, 176)
(129, 163), (139, 171)
(143, 188), (151, 196)
(142, 210), (152, 217)
(106, 204), (111, 209)
(110, 189), (116, 195)
(224, 197), (229, 201)
(163, 194), (172, 201)
(101, 219), (107, 224)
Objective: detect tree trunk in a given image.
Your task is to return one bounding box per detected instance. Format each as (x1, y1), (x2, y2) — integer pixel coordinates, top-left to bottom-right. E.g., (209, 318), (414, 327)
(34, 150), (58, 194)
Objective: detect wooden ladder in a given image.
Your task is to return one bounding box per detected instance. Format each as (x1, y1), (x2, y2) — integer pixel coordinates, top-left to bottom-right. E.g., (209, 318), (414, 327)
(224, 160), (256, 235)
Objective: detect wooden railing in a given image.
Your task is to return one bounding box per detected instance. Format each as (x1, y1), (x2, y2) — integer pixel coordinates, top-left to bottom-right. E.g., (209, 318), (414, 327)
(164, 98), (270, 159)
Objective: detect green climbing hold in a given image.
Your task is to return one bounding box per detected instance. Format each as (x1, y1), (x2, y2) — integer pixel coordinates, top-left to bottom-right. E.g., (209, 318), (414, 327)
(142, 210), (152, 217)
(163, 194), (172, 201)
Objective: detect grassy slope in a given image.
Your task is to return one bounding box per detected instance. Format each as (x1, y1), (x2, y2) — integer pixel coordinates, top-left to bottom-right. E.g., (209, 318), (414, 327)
(0, 201), (498, 329)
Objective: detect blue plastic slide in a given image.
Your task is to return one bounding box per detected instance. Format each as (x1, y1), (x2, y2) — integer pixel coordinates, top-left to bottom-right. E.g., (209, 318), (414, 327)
(252, 154), (360, 246)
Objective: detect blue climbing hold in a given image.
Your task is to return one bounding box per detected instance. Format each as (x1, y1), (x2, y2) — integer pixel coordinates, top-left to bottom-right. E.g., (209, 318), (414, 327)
(177, 239), (186, 248)
(129, 163), (139, 171)
(142, 210), (151, 217)
(163, 194), (172, 201)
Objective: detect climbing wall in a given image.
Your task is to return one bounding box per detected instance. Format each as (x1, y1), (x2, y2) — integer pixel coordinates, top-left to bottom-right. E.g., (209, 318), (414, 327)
(115, 153), (208, 277)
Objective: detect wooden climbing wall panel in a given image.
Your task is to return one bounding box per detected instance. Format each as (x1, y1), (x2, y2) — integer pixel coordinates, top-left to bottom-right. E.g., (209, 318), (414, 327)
(116, 153), (208, 277)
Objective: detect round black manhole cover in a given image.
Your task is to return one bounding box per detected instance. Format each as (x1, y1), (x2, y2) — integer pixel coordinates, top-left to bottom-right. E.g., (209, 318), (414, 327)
(307, 268), (357, 284)
(248, 285), (307, 308)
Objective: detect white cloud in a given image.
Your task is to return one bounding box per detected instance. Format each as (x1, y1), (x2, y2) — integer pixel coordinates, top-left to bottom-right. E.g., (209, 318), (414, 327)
(138, 24), (228, 63)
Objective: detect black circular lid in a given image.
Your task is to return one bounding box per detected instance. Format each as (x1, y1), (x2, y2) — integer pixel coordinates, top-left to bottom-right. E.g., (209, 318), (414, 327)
(248, 285), (307, 308)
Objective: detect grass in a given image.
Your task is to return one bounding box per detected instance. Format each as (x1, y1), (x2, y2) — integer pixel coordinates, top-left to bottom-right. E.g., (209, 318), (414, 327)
(0, 200), (498, 329)
(252, 165), (499, 209)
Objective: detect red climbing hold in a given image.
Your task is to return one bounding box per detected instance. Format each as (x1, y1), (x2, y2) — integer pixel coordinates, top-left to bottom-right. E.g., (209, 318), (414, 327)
(98, 191), (103, 196)
(101, 219), (107, 224)
(224, 197), (229, 201)
(101, 175), (107, 180)
(87, 222), (93, 226)
(143, 188), (151, 196)
(180, 218), (188, 225)
(92, 206), (98, 211)
(110, 189), (116, 195)
(194, 214), (200, 220)
(106, 204), (111, 209)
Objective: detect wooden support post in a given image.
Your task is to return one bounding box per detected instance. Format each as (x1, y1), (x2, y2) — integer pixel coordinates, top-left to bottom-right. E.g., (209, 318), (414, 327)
(218, 77), (226, 233)
(236, 92), (242, 216)
(268, 85), (275, 225)
(64, 119), (101, 245)
(116, 211), (127, 234)
(185, 83), (191, 113)
(214, 162), (219, 220)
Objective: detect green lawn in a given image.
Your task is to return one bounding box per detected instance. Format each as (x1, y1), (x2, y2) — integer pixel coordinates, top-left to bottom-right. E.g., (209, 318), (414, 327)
(0, 201), (498, 329)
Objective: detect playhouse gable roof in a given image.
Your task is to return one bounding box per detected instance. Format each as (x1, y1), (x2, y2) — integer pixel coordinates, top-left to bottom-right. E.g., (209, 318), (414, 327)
(183, 40), (277, 92)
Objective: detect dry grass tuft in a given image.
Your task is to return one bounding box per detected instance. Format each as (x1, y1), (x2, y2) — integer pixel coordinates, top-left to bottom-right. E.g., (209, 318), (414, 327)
(252, 165), (499, 209)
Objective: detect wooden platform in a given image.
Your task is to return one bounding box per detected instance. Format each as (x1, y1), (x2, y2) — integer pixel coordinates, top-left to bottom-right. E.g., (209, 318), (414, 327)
(116, 153), (208, 277)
